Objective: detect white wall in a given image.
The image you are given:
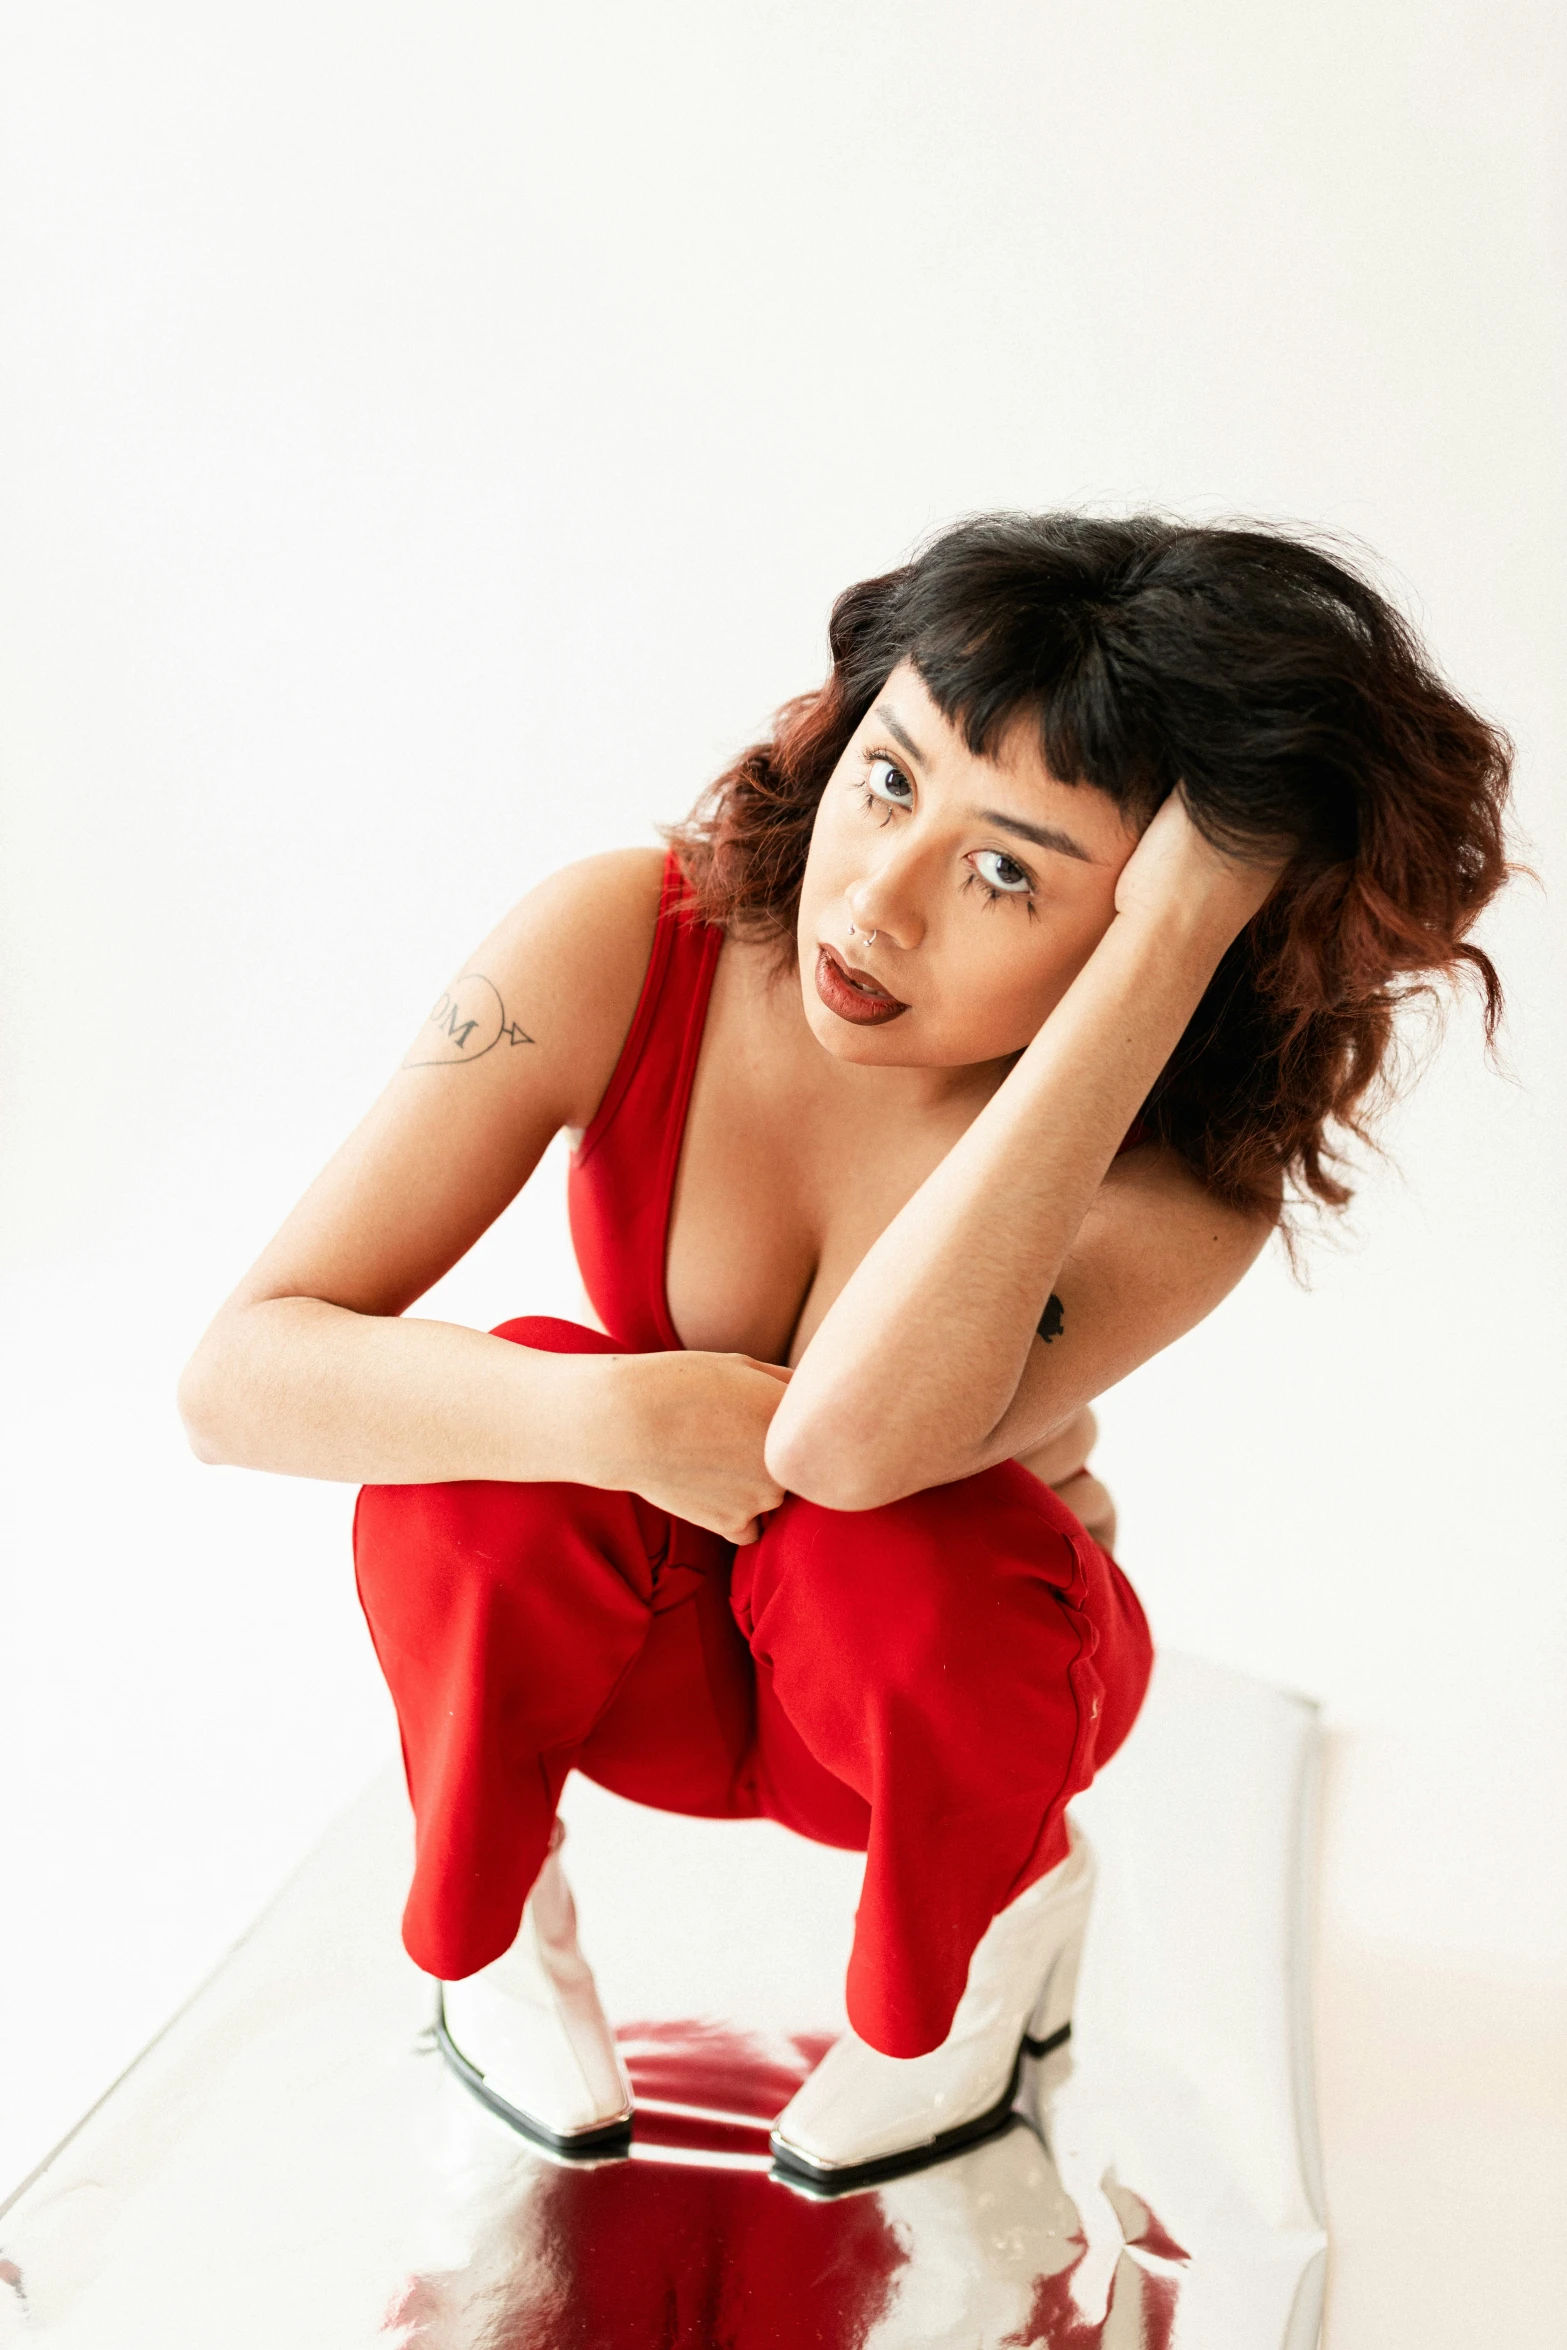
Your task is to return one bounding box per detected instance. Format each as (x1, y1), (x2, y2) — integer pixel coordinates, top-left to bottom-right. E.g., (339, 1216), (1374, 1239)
(3, 0), (1562, 2199)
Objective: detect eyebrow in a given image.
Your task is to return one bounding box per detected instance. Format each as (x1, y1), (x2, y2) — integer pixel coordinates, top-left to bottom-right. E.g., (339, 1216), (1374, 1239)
(871, 702), (928, 767)
(977, 808), (1094, 863)
(872, 699), (1095, 863)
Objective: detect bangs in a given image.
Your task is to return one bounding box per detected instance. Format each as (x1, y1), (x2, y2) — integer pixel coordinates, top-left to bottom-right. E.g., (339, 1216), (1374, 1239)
(910, 636), (1168, 828)
(868, 523), (1180, 825)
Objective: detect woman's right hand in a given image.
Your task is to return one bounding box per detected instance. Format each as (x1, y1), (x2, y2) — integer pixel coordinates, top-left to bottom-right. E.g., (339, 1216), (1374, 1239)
(1113, 787), (1286, 949)
(610, 1350), (793, 1544)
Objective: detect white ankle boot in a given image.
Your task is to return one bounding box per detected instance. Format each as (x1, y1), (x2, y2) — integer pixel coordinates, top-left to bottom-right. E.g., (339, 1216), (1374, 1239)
(770, 1826), (1095, 2189)
(437, 1823), (633, 2154)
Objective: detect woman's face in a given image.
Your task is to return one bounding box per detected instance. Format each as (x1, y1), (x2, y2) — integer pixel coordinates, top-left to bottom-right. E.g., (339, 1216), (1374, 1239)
(797, 661), (1142, 1070)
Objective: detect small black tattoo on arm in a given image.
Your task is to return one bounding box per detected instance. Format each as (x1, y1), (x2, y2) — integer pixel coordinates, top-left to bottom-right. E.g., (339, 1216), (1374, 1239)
(1038, 1293), (1065, 1344)
(402, 972), (535, 1068)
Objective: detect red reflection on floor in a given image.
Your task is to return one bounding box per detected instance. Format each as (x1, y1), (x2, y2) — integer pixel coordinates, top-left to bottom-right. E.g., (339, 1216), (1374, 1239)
(504, 2158), (909, 2348)
(1137, 2268), (1180, 2347)
(1126, 2212), (1190, 2267)
(627, 2103), (776, 2160)
(618, 2016), (836, 2121)
(1100, 2172), (1191, 2270)
(390, 2022), (909, 2349)
(1004, 2236), (1180, 2348)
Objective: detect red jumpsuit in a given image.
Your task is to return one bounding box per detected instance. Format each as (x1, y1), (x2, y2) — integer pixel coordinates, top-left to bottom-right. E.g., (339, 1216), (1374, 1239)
(353, 858), (1153, 2059)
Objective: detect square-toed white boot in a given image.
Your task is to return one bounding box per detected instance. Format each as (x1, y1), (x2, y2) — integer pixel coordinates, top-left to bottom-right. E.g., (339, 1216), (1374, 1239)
(437, 1821), (634, 2155)
(770, 1826), (1095, 2191)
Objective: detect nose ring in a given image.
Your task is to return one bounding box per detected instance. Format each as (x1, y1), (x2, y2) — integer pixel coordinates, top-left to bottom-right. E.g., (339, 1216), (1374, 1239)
(850, 922), (879, 947)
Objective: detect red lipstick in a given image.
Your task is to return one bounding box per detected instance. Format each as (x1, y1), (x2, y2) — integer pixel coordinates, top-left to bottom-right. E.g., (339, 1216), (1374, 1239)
(814, 944), (909, 1027)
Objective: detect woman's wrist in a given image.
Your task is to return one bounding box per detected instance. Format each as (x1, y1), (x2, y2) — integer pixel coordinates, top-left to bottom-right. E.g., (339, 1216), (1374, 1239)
(1103, 892), (1241, 981)
(501, 1343), (645, 1491)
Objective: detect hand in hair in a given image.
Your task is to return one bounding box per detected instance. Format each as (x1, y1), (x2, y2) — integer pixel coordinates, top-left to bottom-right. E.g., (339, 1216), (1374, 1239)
(1113, 788), (1286, 947)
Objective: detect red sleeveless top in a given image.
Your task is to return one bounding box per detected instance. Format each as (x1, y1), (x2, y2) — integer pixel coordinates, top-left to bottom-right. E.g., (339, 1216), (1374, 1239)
(567, 851), (1146, 1353)
(568, 856), (723, 1351)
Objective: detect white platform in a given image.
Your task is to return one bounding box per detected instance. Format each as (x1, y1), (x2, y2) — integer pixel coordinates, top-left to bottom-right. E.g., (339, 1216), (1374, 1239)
(0, 1651), (1325, 2347)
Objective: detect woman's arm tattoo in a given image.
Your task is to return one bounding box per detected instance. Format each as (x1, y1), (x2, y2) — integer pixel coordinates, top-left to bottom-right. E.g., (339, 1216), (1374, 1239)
(1037, 1293), (1065, 1344)
(403, 973), (535, 1068)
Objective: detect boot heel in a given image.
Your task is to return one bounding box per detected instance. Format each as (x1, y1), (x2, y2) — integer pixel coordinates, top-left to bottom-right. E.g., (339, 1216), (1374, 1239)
(1022, 1853), (1095, 2054)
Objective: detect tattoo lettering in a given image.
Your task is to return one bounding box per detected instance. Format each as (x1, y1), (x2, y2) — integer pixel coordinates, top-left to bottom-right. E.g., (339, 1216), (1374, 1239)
(1037, 1293), (1065, 1344)
(403, 973), (535, 1068)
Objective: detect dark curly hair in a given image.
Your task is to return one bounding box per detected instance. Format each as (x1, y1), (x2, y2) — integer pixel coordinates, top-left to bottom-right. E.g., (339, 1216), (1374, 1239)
(668, 513), (1513, 1217)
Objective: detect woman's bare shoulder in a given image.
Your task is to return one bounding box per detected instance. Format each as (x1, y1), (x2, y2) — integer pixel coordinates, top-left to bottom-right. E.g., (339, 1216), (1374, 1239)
(453, 846), (669, 1130)
(508, 843), (668, 939)
(505, 845), (668, 974)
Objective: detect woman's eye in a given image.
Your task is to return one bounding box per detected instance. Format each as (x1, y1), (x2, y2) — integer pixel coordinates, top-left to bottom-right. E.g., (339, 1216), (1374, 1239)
(864, 756), (914, 807)
(972, 849), (1032, 895)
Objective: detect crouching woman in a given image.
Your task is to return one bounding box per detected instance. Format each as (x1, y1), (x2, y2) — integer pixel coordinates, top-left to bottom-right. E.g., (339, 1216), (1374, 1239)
(179, 515), (1510, 2188)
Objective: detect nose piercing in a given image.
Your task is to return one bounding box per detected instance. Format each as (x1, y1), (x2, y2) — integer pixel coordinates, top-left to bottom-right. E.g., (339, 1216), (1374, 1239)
(850, 922), (879, 947)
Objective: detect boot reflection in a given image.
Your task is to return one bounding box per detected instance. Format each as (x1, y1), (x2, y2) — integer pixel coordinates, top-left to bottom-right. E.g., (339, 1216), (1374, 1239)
(386, 2024), (1184, 2348)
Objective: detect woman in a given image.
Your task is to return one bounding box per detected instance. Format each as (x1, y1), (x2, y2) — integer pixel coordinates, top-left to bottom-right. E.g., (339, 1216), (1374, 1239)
(179, 514), (1510, 2191)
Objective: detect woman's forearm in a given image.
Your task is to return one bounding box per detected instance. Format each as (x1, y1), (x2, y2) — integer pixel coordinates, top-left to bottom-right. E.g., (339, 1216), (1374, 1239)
(178, 1297), (626, 1487)
(766, 901), (1234, 1507)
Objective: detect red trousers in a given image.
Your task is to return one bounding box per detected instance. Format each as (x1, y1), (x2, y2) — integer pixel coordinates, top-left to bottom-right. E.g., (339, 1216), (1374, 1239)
(353, 1317), (1152, 2058)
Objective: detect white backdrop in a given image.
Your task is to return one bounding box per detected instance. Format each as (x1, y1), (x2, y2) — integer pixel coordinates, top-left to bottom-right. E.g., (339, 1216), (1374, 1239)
(2, 0), (1563, 2238)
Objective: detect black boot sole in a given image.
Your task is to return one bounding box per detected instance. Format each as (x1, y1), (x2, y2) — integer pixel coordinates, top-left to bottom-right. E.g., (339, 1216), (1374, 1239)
(767, 2021), (1071, 2196)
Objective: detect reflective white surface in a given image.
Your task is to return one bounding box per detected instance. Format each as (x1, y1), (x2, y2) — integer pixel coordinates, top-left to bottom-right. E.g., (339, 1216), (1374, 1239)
(0, 1652), (1325, 2347)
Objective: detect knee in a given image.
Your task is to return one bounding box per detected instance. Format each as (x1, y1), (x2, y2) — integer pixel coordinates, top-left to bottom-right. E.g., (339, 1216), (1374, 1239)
(352, 1470), (596, 1630)
(489, 1314), (623, 1357)
(354, 1469), (661, 1701)
(749, 1491), (960, 1690)
(756, 1473), (1079, 1696)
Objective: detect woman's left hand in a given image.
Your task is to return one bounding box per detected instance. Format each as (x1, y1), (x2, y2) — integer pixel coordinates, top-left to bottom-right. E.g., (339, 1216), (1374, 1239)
(1113, 787), (1287, 948)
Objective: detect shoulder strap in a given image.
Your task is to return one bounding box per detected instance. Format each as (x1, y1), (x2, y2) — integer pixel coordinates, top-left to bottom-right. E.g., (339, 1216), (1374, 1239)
(568, 853), (723, 1351)
(576, 853), (721, 1166)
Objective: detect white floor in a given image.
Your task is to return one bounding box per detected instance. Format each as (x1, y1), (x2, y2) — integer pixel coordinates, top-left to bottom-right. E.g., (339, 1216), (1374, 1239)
(0, 1653), (1343, 2350)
